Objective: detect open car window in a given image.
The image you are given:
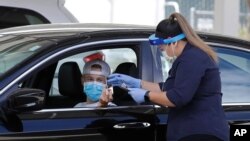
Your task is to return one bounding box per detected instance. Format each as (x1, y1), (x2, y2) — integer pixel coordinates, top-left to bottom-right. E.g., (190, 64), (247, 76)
(46, 47), (138, 108)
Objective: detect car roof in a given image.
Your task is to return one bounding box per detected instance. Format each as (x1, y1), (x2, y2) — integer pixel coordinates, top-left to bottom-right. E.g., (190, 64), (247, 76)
(0, 23), (249, 49)
(0, 23), (154, 35)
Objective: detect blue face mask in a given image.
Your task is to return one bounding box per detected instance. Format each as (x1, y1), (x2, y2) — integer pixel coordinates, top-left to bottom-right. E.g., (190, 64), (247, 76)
(84, 82), (104, 102)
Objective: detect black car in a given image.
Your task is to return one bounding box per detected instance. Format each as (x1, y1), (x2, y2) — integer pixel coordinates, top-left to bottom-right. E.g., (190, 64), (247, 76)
(0, 23), (249, 141)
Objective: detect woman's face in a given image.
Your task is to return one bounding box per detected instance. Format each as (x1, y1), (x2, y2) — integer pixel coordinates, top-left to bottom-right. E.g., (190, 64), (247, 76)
(159, 44), (176, 57)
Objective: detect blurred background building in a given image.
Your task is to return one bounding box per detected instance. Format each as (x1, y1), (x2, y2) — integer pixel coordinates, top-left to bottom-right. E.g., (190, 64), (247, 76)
(0, 0), (249, 39)
(65, 0), (250, 40)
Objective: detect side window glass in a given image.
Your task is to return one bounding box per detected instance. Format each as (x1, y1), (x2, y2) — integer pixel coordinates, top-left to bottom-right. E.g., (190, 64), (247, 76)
(48, 48), (137, 108)
(159, 45), (250, 104)
(216, 47), (250, 103)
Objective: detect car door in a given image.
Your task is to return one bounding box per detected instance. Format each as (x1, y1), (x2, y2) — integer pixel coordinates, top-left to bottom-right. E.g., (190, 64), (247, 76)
(0, 39), (160, 141)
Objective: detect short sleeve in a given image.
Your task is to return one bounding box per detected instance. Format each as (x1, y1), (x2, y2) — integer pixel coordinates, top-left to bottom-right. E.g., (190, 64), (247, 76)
(167, 59), (207, 107)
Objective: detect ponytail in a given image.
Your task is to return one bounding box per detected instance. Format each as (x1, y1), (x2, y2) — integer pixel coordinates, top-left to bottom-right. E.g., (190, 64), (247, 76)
(170, 13), (218, 63)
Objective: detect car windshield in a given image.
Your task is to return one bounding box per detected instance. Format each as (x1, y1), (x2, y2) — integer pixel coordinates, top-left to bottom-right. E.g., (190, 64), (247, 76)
(0, 34), (54, 74)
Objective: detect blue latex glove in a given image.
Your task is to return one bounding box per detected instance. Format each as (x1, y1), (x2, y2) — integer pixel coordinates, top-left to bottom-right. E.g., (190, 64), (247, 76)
(107, 73), (141, 88)
(128, 88), (147, 104)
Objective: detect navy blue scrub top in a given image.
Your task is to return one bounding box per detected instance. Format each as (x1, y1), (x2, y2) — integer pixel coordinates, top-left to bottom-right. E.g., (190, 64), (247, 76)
(159, 43), (229, 141)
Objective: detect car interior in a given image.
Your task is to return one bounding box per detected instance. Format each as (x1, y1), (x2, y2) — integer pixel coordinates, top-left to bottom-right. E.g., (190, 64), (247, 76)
(45, 61), (85, 108)
(112, 62), (138, 106)
(20, 47), (140, 109)
(44, 61), (138, 108)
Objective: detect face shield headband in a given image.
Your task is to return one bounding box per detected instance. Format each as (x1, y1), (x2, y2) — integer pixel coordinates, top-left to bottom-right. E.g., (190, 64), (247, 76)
(148, 33), (185, 71)
(149, 33), (186, 45)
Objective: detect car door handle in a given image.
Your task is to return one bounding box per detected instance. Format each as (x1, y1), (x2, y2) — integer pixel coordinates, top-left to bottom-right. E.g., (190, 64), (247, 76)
(113, 122), (151, 129)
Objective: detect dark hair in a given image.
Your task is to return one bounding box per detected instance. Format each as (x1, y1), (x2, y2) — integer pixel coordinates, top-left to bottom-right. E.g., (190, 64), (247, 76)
(155, 18), (183, 39)
(156, 13), (218, 63)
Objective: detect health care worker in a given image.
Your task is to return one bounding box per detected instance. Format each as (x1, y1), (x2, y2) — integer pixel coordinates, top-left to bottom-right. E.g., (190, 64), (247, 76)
(108, 13), (229, 141)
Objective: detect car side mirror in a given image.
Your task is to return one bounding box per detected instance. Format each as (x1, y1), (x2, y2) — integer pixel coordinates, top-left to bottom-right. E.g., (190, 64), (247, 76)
(0, 88), (45, 132)
(8, 88), (45, 112)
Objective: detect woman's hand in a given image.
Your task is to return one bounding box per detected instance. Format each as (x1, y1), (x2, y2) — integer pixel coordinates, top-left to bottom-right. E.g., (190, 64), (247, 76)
(128, 88), (147, 104)
(107, 73), (141, 88)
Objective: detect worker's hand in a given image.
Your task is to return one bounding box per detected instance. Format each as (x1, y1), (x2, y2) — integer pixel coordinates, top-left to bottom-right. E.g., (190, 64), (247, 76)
(128, 88), (147, 104)
(99, 87), (113, 107)
(107, 73), (141, 88)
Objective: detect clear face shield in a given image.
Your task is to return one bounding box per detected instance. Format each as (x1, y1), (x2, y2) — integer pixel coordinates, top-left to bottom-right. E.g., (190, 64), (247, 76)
(148, 33), (186, 69)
